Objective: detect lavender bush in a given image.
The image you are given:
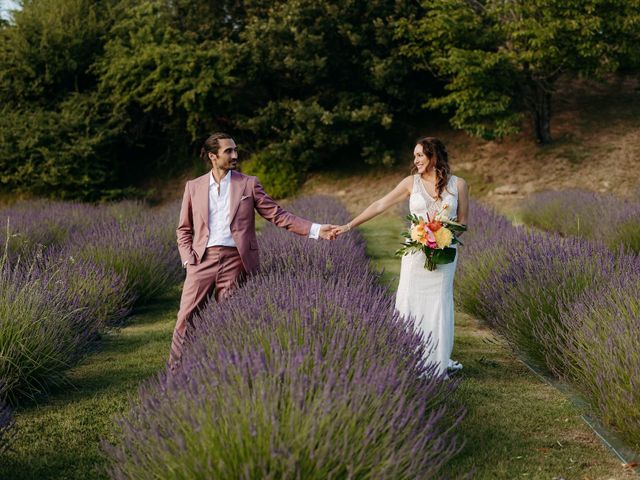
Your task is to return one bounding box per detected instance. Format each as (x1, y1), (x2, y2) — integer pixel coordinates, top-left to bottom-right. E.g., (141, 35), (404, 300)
(479, 233), (632, 368)
(0, 198), (181, 404)
(0, 255), (87, 403)
(457, 202), (616, 367)
(454, 201), (515, 317)
(0, 250), (131, 404)
(45, 252), (134, 329)
(105, 196), (465, 479)
(66, 207), (182, 306)
(457, 200), (640, 447)
(0, 200), (103, 259)
(544, 273), (640, 448)
(519, 190), (640, 253)
(0, 398), (13, 455)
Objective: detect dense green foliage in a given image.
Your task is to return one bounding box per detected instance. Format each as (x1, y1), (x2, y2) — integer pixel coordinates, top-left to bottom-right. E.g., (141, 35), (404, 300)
(1, 0), (638, 198)
(397, 0), (640, 143)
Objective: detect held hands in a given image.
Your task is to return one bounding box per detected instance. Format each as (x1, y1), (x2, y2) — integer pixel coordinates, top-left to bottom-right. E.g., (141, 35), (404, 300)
(319, 224), (339, 240)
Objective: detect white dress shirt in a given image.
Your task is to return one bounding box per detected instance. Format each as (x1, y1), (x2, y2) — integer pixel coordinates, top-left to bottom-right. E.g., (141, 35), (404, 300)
(207, 172), (236, 247)
(205, 171), (321, 247)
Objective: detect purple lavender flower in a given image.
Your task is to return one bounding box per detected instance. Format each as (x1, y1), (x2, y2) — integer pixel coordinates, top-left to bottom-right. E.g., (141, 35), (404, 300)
(457, 199), (640, 448)
(64, 205), (183, 306)
(519, 190), (640, 253)
(0, 198), (178, 404)
(543, 271), (640, 448)
(0, 200), (104, 259)
(0, 396), (14, 455)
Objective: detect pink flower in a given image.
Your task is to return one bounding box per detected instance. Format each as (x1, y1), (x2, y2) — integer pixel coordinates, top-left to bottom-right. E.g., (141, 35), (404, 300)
(425, 228), (437, 248)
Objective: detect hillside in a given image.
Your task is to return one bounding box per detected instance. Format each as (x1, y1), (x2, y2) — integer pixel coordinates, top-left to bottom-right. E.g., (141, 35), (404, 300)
(299, 75), (640, 216)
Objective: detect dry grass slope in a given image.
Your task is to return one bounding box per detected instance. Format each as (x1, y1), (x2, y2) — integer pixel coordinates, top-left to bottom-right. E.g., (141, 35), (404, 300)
(300, 75), (640, 218)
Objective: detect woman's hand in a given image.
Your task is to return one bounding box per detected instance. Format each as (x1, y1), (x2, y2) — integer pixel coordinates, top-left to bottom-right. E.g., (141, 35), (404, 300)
(333, 223), (352, 237)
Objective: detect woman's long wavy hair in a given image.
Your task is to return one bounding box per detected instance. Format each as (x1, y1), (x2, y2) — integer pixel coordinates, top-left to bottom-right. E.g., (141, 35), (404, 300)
(412, 136), (451, 200)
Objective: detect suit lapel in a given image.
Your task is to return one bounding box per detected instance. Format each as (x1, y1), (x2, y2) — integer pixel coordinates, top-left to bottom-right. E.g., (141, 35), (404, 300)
(197, 172), (210, 228)
(229, 170), (246, 222)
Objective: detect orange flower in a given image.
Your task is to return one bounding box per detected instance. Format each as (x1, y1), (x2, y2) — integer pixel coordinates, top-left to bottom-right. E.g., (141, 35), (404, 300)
(427, 220), (442, 232)
(410, 223), (424, 243)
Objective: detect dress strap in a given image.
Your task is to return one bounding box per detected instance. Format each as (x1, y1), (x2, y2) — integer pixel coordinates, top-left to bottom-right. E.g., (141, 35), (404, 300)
(447, 175), (458, 196)
(412, 174), (421, 193)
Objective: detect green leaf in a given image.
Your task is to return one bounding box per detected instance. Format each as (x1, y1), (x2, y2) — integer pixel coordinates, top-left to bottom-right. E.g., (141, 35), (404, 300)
(431, 247), (457, 265)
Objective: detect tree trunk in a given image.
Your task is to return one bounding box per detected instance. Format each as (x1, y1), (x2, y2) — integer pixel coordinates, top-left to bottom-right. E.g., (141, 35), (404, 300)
(533, 83), (552, 144)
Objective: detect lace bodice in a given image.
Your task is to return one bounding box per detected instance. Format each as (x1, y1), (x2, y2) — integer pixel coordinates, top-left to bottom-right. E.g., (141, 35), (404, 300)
(409, 174), (459, 222)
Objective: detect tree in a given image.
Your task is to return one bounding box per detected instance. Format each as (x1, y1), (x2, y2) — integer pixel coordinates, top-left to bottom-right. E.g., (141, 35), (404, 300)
(0, 0), (127, 199)
(0, 0), (105, 108)
(397, 0), (640, 143)
(98, 0), (433, 197)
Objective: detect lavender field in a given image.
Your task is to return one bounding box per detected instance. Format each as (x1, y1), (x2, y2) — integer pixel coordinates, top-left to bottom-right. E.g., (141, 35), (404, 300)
(518, 190), (640, 254)
(0, 200), (182, 405)
(457, 198), (640, 451)
(1, 193), (637, 477)
(104, 197), (465, 479)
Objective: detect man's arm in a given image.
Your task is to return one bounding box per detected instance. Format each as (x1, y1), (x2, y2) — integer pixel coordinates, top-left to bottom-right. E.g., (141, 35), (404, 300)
(176, 182), (195, 266)
(252, 177), (334, 239)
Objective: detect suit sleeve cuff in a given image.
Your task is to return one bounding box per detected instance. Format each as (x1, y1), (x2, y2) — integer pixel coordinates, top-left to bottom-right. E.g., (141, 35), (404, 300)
(308, 223), (321, 240)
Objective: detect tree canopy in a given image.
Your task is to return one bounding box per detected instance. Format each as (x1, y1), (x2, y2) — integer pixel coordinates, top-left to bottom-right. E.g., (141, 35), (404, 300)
(0, 0), (638, 199)
(397, 0), (640, 143)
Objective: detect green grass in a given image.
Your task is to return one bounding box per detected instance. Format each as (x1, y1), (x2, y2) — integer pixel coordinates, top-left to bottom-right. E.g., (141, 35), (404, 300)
(0, 286), (180, 480)
(358, 214), (632, 479)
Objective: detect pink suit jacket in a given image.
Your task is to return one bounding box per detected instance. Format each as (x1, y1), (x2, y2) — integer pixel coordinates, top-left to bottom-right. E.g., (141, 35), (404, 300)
(176, 170), (312, 275)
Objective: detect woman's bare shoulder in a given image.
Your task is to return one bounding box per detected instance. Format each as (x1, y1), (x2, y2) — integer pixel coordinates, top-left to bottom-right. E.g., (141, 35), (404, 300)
(398, 175), (414, 191)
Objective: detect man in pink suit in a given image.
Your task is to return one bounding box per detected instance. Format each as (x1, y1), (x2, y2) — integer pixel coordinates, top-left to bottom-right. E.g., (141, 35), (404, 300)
(170, 132), (336, 367)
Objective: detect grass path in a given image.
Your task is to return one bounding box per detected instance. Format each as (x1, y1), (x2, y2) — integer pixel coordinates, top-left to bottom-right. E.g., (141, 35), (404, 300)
(0, 217), (635, 479)
(358, 214), (634, 479)
(0, 287), (180, 480)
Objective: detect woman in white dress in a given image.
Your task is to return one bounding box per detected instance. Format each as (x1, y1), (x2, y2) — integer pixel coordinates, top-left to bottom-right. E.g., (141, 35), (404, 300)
(334, 137), (469, 376)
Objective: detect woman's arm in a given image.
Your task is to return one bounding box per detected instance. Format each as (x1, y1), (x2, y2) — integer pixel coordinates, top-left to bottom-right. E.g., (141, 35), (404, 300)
(335, 176), (413, 235)
(456, 177), (469, 236)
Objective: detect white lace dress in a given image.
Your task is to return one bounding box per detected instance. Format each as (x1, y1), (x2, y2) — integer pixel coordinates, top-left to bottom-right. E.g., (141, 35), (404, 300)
(395, 174), (460, 376)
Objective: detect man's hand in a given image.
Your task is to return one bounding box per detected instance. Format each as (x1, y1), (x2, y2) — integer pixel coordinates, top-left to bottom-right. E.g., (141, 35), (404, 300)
(319, 224), (339, 240)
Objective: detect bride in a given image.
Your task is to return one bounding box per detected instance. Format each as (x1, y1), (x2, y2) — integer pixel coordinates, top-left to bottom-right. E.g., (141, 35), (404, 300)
(334, 136), (469, 376)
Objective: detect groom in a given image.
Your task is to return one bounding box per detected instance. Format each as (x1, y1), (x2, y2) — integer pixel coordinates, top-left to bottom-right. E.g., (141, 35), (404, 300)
(169, 132), (336, 368)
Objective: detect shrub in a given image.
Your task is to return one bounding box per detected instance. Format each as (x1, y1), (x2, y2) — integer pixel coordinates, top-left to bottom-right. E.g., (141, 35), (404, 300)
(242, 150), (305, 199)
(104, 197), (465, 479)
(67, 206), (182, 306)
(0, 250), (131, 404)
(0, 200), (101, 259)
(0, 198), (182, 404)
(454, 200), (516, 317)
(458, 199), (640, 447)
(0, 96), (118, 200)
(458, 200), (637, 369)
(478, 232), (624, 368)
(0, 397), (13, 455)
(519, 190), (640, 253)
(0, 256), (93, 403)
(52, 253), (134, 328)
(544, 272), (640, 448)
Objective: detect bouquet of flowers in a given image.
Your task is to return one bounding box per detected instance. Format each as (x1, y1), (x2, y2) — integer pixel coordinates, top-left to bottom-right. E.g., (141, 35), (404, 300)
(395, 204), (467, 271)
